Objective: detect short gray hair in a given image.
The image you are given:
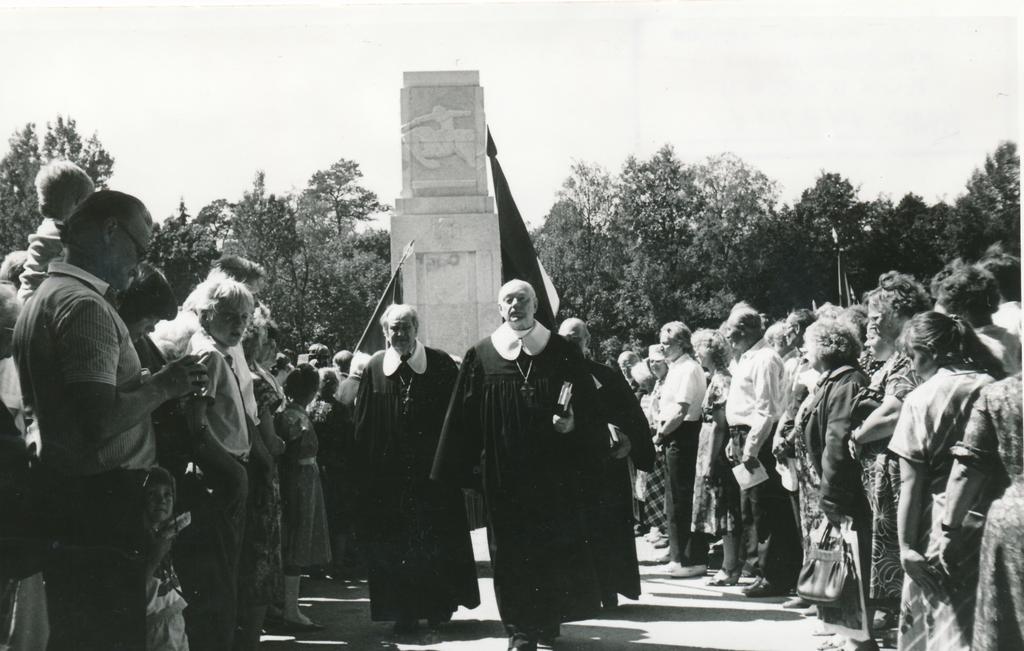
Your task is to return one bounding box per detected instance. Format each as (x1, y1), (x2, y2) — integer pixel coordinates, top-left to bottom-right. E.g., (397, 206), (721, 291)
(804, 319), (862, 369)
(379, 304), (419, 330)
(659, 321), (693, 354)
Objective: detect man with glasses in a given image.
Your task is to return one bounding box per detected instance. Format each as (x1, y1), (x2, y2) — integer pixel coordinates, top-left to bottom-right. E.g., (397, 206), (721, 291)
(13, 190), (210, 650)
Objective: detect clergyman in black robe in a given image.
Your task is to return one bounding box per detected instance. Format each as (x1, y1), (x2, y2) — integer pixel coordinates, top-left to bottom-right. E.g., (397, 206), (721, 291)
(352, 305), (479, 633)
(558, 318), (656, 608)
(432, 281), (606, 651)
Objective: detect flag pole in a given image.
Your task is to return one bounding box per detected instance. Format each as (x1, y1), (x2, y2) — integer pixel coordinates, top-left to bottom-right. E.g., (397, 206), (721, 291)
(353, 240), (415, 352)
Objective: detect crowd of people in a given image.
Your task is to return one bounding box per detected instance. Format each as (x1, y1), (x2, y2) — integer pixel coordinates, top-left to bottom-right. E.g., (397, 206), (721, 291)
(0, 160), (1020, 651)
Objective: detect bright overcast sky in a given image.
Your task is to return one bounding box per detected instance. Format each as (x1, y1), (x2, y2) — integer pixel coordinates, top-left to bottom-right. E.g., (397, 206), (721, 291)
(0, 2), (1019, 229)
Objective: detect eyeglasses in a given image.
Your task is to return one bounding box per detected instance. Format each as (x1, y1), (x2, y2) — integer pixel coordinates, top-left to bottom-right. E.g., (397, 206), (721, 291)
(117, 222), (148, 261)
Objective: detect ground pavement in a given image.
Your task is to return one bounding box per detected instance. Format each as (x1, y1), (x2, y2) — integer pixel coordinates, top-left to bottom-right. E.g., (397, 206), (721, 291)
(260, 529), (878, 651)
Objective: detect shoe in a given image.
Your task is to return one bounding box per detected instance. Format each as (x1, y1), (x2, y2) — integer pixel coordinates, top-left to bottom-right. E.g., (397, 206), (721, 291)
(645, 529), (663, 542)
(508, 633), (537, 651)
(663, 561), (683, 574)
(652, 538), (669, 549)
(393, 619), (419, 634)
(669, 563), (708, 578)
(706, 568), (741, 586)
(743, 579), (789, 598)
(634, 524), (647, 536)
(282, 617), (325, 633)
(782, 596), (810, 609)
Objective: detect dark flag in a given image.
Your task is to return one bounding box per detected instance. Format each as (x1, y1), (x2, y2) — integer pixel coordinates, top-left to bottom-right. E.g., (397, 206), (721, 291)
(486, 128), (560, 328)
(354, 240), (414, 354)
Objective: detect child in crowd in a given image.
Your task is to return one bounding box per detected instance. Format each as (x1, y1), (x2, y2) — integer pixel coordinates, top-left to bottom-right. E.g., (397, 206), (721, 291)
(17, 160), (95, 301)
(144, 467), (190, 651)
(277, 364), (331, 631)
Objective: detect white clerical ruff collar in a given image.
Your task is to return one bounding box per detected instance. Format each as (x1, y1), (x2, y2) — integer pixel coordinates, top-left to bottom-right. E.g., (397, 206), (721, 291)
(490, 322), (552, 361)
(383, 340), (427, 376)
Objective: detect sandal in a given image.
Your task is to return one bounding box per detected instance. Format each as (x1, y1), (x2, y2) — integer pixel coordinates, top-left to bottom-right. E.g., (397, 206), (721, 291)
(816, 636), (844, 651)
(705, 568), (741, 586)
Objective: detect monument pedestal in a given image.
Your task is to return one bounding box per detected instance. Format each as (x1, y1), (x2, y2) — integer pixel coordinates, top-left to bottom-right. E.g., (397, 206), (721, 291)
(391, 70), (501, 357)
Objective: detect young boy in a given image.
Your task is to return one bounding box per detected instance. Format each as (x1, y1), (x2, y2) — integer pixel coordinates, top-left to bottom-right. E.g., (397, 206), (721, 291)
(144, 467), (190, 651)
(18, 160), (95, 302)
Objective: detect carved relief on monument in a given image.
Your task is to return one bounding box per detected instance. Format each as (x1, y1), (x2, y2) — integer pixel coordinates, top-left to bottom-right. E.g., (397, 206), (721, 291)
(401, 105), (475, 170)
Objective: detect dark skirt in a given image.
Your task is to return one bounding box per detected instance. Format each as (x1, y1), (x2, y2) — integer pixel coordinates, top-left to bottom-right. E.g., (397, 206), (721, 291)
(280, 462), (331, 569)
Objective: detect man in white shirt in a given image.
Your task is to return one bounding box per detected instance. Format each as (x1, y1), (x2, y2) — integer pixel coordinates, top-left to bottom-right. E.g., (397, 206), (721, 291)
(655, 321), (708, 578)
(723, 305), (801, 598)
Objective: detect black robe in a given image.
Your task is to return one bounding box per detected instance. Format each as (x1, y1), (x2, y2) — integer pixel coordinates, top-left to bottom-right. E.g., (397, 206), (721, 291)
(431, 333), (606, 633)
(586, 359), (656, 602)
(353, 346), (480, 622)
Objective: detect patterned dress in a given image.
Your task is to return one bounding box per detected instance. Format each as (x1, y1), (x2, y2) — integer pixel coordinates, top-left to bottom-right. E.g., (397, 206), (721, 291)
(691, 371), (740, 535)
(888, 368), (993, 651)
(236, 366), (284, 605)
(948, 374), (1023, 651)
(858, 353), (918, 608)
(641, 381), (669, 533)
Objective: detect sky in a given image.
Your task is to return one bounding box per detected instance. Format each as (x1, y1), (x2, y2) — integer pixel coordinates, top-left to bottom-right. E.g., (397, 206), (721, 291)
(0, 2), (1019, 230)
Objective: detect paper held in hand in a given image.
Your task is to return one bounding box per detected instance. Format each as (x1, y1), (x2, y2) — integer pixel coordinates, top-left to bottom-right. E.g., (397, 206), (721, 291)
(556, 381), (573, 415)
(732, 460), (769, 490)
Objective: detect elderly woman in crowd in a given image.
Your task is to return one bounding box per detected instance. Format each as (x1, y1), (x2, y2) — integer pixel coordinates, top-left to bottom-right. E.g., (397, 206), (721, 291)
(235, 305), (285, 649)
(939, 372), (1023, 650)
(887, 312), (1000, 651)
(796, 319), (872, 651)
(640, 345), (671, 553)
(690, 329), (742, 586)
(846, 271), (931, 631)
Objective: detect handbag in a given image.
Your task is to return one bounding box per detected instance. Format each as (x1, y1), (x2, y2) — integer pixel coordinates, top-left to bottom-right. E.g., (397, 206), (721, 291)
(797, 523), (855, 605)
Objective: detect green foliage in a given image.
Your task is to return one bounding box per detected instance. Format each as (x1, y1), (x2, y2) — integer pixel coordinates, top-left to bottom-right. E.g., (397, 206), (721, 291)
(148, 200), (221, 303)
(0, 116), (114, 255)
(535, 142), (1020, 354)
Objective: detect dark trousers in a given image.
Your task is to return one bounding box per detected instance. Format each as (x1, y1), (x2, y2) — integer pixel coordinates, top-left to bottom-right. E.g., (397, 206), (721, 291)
(174, 462), (247, 651)
(665, 422), (708, 566)
(735, 428), (802, 590)
(33, 468), (148, 651)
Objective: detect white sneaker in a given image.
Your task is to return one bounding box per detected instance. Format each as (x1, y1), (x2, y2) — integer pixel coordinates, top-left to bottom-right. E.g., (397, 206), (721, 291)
(663, 561), (683, 573)
(669, 563), (708, 578)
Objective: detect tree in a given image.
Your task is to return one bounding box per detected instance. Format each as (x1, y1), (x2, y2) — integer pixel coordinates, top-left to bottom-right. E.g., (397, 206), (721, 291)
(148, 199), (221, 302)
(0, 124), (42, 254)
(948, 141), (1020, 258)
(0, 116), (114, 254)
(41, 116), (114, 188)
(304, 158), (387, 235)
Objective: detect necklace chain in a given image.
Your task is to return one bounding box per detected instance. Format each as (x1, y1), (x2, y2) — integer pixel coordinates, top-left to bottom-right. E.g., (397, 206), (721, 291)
(515, 357), (534, 383)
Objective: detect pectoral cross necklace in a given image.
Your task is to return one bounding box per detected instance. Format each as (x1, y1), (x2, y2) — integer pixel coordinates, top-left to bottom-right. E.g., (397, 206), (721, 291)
(515, 356), (535, 401)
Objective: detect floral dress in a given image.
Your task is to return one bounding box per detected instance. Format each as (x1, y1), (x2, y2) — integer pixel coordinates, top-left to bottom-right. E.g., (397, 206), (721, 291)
(691, 371), (739, 535)
(948, 374), (1023, 651)
(859, 353), (918, 609)
(277, 401), (332, 569)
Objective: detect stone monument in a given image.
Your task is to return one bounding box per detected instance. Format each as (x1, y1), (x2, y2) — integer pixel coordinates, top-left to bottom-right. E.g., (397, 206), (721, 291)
(391, 70), (502, 356)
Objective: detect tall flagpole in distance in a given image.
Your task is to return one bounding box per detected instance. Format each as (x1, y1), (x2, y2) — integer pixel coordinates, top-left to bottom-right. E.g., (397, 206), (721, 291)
(354, 239), (415, 354)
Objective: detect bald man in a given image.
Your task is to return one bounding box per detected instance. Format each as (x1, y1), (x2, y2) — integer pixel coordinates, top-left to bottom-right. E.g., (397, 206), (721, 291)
(558, 318), (655, 609)
(433, 281), (606, 651)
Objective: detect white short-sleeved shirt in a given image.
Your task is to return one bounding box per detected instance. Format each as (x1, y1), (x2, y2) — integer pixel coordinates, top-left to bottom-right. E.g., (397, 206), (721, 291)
(188, 330), (250, 457)
(658, 354), (706, 424)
